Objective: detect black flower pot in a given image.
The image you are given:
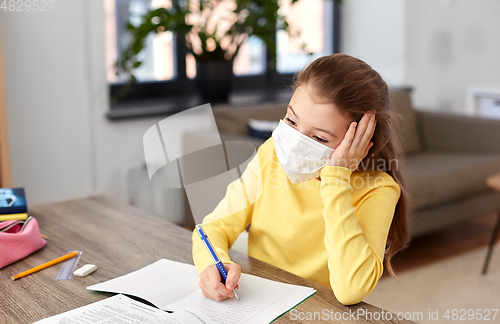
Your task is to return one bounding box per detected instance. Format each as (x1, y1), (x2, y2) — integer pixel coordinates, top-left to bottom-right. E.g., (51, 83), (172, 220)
(195, 60), (234, 104)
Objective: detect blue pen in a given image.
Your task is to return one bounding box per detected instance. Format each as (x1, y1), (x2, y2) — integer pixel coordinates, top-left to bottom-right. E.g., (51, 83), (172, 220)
(195, 224), (240, 301)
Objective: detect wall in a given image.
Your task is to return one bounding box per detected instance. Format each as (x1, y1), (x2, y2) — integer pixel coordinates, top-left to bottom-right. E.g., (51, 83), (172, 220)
(405, 0), (500, 112)
(0, 1), (209, 224)
(340, 0), (407, 86)
(3, 0), (499, 220)
(0, 1), (94, 204)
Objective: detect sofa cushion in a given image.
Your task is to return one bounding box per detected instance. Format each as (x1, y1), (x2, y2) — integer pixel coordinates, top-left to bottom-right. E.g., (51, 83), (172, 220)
(391, 89), (423, 155)
(212, 103), (287, 136)
(405, 151), (500, 209)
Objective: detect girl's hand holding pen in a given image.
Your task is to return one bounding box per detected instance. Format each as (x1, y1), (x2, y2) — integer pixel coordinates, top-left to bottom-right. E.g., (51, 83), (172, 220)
(327, 111), (377, 172)
(199, 263), (241, 301)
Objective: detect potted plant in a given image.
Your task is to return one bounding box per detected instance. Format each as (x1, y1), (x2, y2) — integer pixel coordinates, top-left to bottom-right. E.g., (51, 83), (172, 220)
(115, 0), (340, 103)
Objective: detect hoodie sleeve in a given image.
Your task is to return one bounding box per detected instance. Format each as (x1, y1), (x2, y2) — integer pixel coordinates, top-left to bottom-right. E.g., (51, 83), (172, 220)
(319, 165), (401, 305)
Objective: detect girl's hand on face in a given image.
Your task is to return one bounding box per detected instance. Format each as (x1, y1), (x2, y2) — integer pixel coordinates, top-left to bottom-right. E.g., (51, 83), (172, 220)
(327, 111), (377, 171)
(199, 263), (241, 301)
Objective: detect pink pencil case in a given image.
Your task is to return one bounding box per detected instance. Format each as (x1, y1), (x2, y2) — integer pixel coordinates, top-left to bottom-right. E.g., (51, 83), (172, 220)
(0, 216), (47, 269)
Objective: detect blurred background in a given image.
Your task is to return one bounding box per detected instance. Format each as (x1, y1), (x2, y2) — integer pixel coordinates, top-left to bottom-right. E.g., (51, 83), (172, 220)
(1, 1), (500, 322)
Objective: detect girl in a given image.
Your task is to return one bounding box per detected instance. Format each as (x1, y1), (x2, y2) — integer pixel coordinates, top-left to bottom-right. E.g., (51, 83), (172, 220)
(192, 53), (412, 305)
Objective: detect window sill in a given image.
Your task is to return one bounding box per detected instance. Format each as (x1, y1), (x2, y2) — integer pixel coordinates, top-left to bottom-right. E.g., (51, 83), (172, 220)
(107, 87), (294, 121)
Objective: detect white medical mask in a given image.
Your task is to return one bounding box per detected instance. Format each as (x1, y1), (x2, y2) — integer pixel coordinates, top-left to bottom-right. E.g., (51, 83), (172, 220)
(271, 119), (335, 183)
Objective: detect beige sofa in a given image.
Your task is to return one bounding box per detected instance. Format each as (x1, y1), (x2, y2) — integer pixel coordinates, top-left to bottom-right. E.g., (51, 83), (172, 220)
(183, 89), (500, 238)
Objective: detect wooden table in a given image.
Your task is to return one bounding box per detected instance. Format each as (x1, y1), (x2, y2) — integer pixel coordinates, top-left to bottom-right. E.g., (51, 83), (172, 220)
(483, 172), (500, 274)
(0, 195), (416, 323)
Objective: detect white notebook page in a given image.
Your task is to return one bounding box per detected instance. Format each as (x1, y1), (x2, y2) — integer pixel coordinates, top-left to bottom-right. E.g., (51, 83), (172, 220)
(34, 294), (216, 324)
(164, 272), (316, 324)
(87, 259), (200, 308)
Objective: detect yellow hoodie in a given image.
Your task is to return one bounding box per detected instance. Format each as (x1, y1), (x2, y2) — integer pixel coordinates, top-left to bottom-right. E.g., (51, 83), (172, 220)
(192, 136), (401, 305)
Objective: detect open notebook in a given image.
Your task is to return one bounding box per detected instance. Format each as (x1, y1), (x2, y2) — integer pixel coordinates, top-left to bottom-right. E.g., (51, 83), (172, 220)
(34, 294), (217, 324)
(82, 259), (317, 324)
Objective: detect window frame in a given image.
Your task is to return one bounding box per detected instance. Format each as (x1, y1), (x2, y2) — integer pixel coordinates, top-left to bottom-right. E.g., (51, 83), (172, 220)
(108, 1), (340, 119)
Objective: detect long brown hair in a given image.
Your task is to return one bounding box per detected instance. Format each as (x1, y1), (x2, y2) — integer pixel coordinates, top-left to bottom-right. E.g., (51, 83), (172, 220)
(290, 53), (412, 283)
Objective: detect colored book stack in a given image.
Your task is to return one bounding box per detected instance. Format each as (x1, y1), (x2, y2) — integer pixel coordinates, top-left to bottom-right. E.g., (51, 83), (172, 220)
(0, 187), (28, 221)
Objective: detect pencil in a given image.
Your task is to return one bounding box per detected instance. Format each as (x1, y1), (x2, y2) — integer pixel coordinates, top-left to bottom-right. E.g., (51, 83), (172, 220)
(11, 251), (79, 281)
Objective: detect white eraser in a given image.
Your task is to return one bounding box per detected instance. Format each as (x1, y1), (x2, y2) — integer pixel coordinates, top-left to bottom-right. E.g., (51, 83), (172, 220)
(74, 264), (97, 277)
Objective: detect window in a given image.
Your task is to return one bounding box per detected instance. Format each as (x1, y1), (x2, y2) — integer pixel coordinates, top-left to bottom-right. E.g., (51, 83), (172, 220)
(276, 0), (336, 73)
(105, 0), (339, 119)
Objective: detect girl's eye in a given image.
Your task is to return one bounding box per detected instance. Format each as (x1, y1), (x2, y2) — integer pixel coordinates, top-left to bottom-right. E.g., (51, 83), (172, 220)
(285, 117), (296, 126)
(314, 136), (328, 143)
(286, 117), (328, 143)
